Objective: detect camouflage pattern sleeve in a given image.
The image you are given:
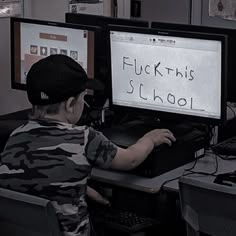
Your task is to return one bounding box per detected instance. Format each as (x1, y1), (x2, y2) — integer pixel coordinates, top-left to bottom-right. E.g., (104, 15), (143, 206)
(84, 127), (118, 169)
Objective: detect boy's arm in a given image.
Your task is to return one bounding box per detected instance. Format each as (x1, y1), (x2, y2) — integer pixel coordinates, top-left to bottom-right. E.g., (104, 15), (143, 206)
(110, 129), (176, 171)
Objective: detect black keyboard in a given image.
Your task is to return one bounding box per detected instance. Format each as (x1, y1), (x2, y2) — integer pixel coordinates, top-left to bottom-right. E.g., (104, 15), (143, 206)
(213, 136), (236, 156)
(90, 205), (159, 233)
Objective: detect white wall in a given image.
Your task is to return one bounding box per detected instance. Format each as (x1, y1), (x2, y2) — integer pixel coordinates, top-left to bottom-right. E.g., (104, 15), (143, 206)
(117, 0), (131, 18)
(138, 0), (191, 24)
(24, 0), (68, 22)
(24, 0), (115, 21)
(0, 18), (30, 116)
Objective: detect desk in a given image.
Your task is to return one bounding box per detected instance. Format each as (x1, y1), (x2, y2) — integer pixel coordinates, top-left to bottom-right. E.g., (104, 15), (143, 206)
(91, 152), (236, 235)
(91, 151), (236, 194)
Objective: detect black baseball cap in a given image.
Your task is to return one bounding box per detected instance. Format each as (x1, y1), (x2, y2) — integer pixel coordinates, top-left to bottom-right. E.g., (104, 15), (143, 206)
(26, 54), (104, 105)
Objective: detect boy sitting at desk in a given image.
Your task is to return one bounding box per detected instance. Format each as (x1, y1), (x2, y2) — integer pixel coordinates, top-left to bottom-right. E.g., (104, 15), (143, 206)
(0, 55), (175, 236)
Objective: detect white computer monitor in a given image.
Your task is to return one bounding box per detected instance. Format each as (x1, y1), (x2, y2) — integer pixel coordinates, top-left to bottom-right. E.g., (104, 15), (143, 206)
(108, 25), (227, 124)
(11, 17), (97, 90)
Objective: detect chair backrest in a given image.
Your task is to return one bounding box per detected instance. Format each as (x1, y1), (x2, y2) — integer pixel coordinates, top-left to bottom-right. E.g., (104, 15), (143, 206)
(179, 176), (236, 236)
(0, 187), (62, 236)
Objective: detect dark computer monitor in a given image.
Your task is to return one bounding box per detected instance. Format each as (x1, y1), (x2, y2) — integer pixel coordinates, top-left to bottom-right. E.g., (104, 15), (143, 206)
(65, 13), (149, 106)
(151, 21), (236, 103)
(108, 25), (228, 125)
(11, 17), (98, 91)
(65, 12), (149, 29)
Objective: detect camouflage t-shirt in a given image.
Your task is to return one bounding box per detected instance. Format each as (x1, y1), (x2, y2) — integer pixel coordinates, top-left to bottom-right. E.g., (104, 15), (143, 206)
(0, 118), (118, 236)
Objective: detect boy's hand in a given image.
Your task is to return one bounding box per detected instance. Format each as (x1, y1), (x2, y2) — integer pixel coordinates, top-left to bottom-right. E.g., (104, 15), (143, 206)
(87, 186), (110, 206)
(143, 129), (176, 147)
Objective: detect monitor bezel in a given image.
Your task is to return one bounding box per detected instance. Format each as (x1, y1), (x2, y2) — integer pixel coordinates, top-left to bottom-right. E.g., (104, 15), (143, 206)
(10, 17), (100, 91)
(107, 25), (228, 125)
(65, 12), (149, 28)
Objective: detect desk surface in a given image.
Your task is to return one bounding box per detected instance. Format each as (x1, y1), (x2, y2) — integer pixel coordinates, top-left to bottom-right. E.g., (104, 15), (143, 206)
(91, 151), (236, 194)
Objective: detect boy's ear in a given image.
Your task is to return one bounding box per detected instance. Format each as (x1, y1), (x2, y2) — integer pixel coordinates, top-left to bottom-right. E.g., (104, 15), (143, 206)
(65, 97), (75, 113)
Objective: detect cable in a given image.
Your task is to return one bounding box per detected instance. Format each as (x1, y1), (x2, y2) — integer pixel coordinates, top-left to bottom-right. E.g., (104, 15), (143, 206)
(159, 172), (198, 192)
(183, 156), (200, 172)
(227, 103), (236, 119)
(159, 152), (219, 191)
(184, 150), (219, 176)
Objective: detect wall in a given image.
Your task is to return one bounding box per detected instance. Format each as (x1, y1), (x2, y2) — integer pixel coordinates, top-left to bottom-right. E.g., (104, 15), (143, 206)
(117, 0), (131, 18)
(192, 0), (236, 29)
(24, 0), (68, 21)
(138, 0), (191, 24)
(0, 17), (30, 116)
(24, 0), (115, 20)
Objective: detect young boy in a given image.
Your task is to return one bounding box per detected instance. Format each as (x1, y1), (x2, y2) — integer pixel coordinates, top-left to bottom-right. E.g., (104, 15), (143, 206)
(0, 55), (175, 236)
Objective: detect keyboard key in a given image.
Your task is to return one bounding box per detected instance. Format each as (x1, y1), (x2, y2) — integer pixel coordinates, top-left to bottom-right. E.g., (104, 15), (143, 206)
(90, 205), (159, 233)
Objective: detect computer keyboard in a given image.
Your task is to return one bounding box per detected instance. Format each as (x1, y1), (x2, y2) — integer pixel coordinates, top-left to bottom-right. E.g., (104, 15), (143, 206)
(214, 171), (236, 186)
(213, 136), (236, 156)
(90, 205), (159, 233)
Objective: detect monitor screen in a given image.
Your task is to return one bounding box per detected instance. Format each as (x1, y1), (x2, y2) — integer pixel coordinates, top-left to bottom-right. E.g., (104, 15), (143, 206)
(11, 17), (97, 90)
(108, 25), (227, 124)
(151, 21), (236, 103)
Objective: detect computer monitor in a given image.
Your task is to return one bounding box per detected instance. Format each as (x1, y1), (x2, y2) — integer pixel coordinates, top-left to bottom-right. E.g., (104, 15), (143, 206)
(151, 21), (236, 103)
(65, 13), (149, 105)
(65, 12), (149, 29)
(11, 17), (98, 91)
(108, 25), (227, 125)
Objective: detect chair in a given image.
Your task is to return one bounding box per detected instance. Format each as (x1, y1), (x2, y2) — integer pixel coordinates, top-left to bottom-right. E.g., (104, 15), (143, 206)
(0, 187), (62, 236)
(179, 176), (236, 236)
